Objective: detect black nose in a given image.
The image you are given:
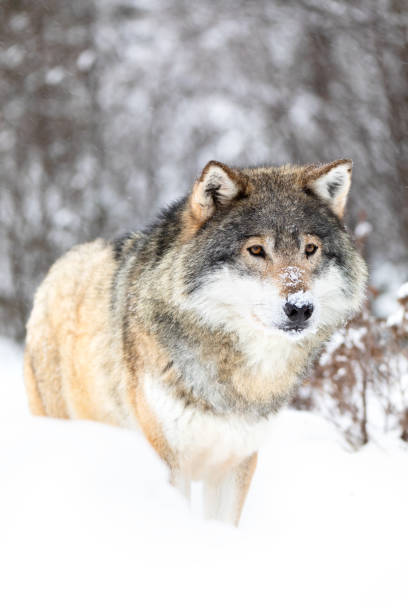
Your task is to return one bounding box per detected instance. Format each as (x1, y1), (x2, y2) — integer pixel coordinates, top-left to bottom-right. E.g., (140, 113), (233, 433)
(283, 302), (314, 325)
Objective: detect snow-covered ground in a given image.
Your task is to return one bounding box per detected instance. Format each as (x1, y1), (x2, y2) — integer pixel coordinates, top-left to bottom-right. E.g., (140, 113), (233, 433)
(1, 337), (408, 612)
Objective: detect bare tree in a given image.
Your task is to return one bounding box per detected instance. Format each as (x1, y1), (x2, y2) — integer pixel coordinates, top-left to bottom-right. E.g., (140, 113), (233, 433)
(0, 0), (407, 340)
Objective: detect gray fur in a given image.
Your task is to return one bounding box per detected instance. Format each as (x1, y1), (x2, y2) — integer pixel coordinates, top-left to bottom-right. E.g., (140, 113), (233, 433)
(111, 161), (367, 420)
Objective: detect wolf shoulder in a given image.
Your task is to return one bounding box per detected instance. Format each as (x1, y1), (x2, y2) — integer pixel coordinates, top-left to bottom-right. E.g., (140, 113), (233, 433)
(26, 233), (141, 342)
(24, 235), (144, 424)
(34, 233), (144, 301)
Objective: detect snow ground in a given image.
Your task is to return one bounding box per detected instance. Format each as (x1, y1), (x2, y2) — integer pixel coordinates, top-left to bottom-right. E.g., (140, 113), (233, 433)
(1, 337), (408, 612)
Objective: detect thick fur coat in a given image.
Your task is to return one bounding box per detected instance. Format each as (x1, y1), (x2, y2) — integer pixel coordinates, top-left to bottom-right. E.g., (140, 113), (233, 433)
(25, 159), (367, 525)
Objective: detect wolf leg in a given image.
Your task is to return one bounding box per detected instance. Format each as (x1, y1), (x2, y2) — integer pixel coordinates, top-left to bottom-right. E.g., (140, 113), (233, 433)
(203, 452), (258, 526)
(23, 350), (47, 416)
(170, 469), (191, 503)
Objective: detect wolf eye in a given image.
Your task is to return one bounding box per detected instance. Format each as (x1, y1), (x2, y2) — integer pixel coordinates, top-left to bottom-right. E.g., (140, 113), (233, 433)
(247, 245), (265, 258)
(305, 243), (318, 257)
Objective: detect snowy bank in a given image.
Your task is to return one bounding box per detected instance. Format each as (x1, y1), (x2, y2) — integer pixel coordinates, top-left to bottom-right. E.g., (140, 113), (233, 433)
(1, 339), (408, 612)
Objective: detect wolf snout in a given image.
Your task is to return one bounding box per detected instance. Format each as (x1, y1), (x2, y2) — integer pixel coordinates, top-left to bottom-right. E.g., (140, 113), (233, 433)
(283, 301), (314, 327)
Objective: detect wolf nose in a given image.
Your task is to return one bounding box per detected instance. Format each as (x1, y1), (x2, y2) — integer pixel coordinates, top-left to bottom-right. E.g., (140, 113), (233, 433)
(283, 302), (314, 324)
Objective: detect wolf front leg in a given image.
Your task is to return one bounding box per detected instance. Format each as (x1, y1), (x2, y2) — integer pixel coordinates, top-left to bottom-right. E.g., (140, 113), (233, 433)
(170, 469), (191, 502)
(203, 453), (258, 526)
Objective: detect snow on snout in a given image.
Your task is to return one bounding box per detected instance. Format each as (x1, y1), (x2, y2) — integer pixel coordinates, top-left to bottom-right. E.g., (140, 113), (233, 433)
(279, 266), (304, 289)
(287, 290), (313, 308)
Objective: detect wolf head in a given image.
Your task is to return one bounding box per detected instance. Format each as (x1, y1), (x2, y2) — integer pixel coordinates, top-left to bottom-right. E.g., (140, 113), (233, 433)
(180, 160), (368, 345)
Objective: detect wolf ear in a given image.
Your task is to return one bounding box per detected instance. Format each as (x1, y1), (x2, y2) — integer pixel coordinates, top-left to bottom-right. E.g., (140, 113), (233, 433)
(305, 159), (352, 219)
(188, 161), (250, 228)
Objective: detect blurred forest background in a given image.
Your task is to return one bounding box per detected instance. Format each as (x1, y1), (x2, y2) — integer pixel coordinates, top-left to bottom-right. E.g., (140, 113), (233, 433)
(0, 0), (407, 445)
(0, 0), (407, 342)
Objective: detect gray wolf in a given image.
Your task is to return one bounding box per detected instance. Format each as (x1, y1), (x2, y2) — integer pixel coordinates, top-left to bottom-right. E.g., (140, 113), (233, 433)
(24, 159), (367, 525)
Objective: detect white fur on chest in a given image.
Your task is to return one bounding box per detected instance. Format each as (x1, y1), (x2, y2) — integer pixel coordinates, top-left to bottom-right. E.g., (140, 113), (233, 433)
(143, 373), (274, 481)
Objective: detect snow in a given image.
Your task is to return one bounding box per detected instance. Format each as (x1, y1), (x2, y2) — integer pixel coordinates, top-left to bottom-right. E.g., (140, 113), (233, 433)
(354, 220), (373, 238)
(287, 289), (313, 308)
(387, 306), (404, 328)
(386, 283), (408, 326)
(397, 281), (408, 301)
(371, 262), (408, 318)
(76, 50), (96, 72)
(1, 337), (408, 612)
(279, 265), (303, 288)
(45, 67), (65, 85)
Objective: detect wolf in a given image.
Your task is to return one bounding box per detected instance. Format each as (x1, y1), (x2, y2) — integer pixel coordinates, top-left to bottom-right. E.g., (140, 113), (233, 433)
(24, 159), (367, 525)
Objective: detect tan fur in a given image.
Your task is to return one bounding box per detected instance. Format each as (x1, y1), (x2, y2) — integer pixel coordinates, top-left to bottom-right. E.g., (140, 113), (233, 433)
(25, 240), (179, 470)
(132, 382), (176, 468)
(203, 453), (258, 525)
(26, 241), (127, 425)
(184, 160), (252, 238)
(25, 160), (366, 527)
(25, 240), (263, 525)
(235, 453), (258, 524)
(23, 351), (47, 416)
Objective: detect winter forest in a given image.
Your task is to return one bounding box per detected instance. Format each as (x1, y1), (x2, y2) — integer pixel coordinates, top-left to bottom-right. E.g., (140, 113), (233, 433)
(1, 2), (408, 610)
(1, 0), (407, 444)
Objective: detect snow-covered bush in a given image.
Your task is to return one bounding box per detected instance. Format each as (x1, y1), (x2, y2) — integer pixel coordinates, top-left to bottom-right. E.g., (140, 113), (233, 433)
(293, 283), (408, 447)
